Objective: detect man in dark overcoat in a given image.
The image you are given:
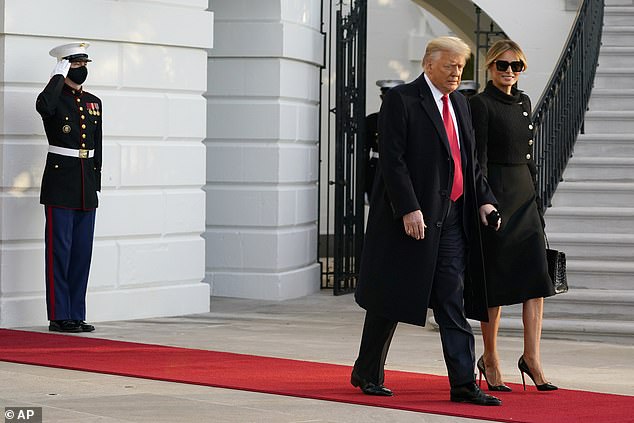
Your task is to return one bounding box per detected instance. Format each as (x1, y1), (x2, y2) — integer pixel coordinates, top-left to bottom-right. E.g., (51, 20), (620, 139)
(36, 41), (102, 333)
(350, 36), (502, 406)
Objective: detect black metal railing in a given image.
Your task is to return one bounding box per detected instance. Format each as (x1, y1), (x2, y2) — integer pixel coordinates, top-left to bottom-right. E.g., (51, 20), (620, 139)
(532, 0), (604, 211)
(319, 0), (367, 295)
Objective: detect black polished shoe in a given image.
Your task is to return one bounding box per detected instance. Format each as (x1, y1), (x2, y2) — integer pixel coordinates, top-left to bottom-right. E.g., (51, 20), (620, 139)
(49, 320), (82, 333)
(75, 321), (95, 332)
(450, 383), (502, 406)
(477, 356), (512, 392)
(350, 369), (393, 396)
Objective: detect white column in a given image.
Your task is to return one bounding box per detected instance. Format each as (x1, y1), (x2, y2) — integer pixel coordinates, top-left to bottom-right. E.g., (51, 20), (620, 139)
(205, 0), (322, 300)
(0, 0), (213, 326)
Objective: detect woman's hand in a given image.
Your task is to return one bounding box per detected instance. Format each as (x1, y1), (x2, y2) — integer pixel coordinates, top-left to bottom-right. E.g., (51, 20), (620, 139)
(479, 204), (501, 230)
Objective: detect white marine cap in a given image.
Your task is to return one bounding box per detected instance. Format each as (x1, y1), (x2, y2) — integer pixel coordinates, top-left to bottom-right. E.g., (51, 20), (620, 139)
(376, 79), (404, 91)
(49, 41), (92, 62)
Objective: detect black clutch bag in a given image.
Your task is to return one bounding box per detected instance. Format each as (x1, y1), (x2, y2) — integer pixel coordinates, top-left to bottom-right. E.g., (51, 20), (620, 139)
(546, 240), (568, 294)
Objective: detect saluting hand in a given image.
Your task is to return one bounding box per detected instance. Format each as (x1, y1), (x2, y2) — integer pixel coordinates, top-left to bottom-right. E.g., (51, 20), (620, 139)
(51, 59), (71, 78)
(403, 210), (426, 240)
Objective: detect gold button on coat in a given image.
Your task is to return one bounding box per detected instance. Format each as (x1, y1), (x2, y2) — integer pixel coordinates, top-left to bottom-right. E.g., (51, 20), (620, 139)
(528, 124), (534, 130)
(528, 139), (534, 146)
(526, 154), (531, 160)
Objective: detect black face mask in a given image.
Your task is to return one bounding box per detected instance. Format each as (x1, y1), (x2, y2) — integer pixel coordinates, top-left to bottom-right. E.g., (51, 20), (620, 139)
(67, 66), (88, 85)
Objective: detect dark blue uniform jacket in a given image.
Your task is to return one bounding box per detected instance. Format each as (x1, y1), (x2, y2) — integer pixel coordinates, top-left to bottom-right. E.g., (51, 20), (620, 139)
(36, 75), (102, 210)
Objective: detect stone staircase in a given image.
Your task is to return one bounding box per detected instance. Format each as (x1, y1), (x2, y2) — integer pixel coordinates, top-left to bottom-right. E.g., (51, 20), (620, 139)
(497, 0), (634, 344)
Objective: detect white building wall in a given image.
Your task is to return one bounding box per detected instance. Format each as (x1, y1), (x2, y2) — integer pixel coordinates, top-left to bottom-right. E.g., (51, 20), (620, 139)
(366, 1), (451, 120)
(205, 0), (322, 300)
(0, 0), (213, 326)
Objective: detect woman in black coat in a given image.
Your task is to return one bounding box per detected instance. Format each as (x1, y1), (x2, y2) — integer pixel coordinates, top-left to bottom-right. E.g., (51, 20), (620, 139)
(469, 40), (557, 392)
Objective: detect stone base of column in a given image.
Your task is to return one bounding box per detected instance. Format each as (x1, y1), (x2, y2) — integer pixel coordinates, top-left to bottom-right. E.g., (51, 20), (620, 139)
(208, 263), (320, 301)
(0, 283), (210, 327)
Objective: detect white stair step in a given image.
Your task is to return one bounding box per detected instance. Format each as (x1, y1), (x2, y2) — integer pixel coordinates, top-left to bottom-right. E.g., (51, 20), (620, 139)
(584, 110), (634, 133)
(593, 69), (634, 89)
(573, 134), (634, 155)
(546, 232), (634, 259)
(606, 0), (634, 6)
(546, 207), (634, 233)
(598, 46), (634, 68)
(604, 6), (634, 25)
(547, 289), (634, 319)
(588, 89), (634, 111)
(552, 181), (634, 207)
(602, 26), (634, 47)
(501, 289), (634, 320)
(565, 259), (634, 290)
(563, 156), (634, 181)
(493, 317), (634, 343)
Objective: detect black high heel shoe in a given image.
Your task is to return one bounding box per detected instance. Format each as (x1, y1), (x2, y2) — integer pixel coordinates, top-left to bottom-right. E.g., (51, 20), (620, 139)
(518, 355), (558, 391)
(477, 356), (512, 392)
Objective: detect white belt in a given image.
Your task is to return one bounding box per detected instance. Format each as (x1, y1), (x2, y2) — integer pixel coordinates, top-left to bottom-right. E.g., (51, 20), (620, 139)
(49, 146), (94, 159)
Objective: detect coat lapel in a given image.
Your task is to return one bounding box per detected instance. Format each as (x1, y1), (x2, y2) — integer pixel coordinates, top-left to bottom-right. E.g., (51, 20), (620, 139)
(416, 75), (451, 157)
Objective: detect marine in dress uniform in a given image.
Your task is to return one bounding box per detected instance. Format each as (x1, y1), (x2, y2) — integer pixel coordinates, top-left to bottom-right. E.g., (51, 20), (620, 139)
(36, 42), (102, 333)
(364, 80), (403, 203)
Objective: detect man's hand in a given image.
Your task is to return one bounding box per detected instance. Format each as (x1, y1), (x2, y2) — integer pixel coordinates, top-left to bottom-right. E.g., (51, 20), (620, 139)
(479, 204), (501, 230)
(403, 210), (426, 240)
(51, 59), (71, 78)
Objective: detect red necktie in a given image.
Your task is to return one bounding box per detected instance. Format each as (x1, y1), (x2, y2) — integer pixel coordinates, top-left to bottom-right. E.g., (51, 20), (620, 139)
(442, 94), (463, 201)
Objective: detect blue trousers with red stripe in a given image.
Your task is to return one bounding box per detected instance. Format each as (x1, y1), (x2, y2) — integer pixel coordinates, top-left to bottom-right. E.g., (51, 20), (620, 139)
(44, 206), (96, 321)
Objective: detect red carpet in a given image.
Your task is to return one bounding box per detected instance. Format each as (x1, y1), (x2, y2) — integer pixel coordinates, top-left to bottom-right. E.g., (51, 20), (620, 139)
(0, 329), (632, 423)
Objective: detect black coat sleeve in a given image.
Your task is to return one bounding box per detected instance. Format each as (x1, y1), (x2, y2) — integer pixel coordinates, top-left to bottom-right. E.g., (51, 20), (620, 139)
(377, 88), (420, 219)
(469, 94), (489, 178)
(35, 75), (65, 119)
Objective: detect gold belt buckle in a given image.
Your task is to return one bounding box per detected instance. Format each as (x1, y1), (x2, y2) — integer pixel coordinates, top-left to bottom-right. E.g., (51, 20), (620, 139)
(79, 149), (88, 159)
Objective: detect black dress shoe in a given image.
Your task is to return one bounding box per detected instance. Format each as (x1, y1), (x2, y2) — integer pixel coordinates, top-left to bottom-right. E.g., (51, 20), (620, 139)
(75, 321), (95, 332)
(49, 320), (82, 333)
(350, 369), (393, 396)
(450, 383), (502, 406)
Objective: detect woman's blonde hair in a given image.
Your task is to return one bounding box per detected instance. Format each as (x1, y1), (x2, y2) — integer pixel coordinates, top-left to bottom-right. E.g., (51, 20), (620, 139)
(485, 39), (528, 71)
(422, 36), (471, 66)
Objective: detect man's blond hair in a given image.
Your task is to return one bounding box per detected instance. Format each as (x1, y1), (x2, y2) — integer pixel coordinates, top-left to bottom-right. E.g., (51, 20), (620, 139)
(422, 36), (471, 66)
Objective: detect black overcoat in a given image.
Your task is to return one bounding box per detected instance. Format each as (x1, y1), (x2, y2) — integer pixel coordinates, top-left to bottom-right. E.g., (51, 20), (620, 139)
(36, 74), (102, 210)
(355, 74), (497, 326)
